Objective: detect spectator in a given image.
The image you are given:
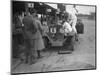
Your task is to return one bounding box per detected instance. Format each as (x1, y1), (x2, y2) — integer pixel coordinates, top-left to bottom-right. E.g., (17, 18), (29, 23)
(22, 9), (38, 64)
(31, 10), (45, 59)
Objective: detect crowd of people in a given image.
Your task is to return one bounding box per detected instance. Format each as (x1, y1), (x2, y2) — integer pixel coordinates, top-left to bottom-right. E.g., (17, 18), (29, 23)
(12, 5), (78, 65)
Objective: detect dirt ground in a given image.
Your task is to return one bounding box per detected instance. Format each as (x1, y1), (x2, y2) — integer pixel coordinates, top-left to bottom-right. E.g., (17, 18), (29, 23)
(11, 19), (96, 73)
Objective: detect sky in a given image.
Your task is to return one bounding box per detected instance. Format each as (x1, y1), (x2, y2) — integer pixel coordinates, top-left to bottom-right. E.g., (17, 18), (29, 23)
(66, 5), (95, 15)
(46, 3), (95, 15)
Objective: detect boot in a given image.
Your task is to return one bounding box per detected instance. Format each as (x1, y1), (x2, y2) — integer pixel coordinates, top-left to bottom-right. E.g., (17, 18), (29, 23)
(37, 50), (43, 58)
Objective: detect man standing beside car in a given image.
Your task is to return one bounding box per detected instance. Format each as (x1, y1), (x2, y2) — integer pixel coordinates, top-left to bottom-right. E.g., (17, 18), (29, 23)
(22, 9), (38, 64)
(67, 5), (78, 41)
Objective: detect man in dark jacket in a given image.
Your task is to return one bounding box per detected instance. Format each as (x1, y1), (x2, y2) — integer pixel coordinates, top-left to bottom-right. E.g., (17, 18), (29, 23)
(22, 9), (37, 64)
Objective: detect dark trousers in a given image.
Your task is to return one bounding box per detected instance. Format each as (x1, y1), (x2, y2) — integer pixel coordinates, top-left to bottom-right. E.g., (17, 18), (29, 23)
(12, 33), (24, 58)
(24, 39), (35, 63)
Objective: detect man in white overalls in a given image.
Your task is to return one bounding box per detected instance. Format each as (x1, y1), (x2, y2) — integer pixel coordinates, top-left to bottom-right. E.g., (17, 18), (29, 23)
(67, 5), (78, 41)
(62, 5), (78, 50)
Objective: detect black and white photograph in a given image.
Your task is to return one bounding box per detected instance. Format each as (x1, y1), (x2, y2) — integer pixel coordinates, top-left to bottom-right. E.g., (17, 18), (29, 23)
(11, 0), (96, 74)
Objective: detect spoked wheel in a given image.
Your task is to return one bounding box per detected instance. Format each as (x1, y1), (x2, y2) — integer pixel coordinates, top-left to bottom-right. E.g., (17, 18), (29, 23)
(43, 37), (51, 48)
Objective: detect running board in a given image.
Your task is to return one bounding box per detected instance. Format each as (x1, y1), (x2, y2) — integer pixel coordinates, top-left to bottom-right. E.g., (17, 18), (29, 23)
(58, 50), (73, 54)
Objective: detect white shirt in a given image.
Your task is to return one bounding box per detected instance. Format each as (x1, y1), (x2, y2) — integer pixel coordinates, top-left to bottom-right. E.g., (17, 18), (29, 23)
(63, 21), (72, 33)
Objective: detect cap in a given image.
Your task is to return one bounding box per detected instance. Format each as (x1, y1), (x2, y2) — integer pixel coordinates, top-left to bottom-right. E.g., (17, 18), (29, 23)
(29, 8), (37, 14)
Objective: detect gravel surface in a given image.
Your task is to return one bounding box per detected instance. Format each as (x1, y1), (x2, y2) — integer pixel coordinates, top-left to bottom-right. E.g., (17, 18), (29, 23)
(12, 19), (96, 73)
